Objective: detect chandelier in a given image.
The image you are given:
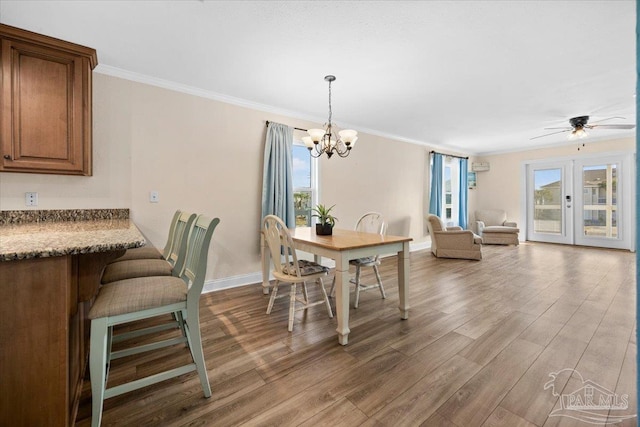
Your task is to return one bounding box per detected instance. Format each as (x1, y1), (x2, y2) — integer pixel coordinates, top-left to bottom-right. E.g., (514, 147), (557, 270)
(302, 75), (358, 158)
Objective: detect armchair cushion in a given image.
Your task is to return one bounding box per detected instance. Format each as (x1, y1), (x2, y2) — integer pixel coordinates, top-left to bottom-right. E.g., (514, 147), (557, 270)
(483, 225), (520, 234)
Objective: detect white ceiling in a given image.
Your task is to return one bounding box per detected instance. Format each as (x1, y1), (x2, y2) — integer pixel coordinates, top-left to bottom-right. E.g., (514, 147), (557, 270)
(1, 0), (636, 155)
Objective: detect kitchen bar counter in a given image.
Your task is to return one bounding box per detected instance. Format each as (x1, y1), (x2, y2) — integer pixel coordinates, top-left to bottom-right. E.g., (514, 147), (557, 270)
(0, 209), (146, 426)
(0, 219), (145, 261)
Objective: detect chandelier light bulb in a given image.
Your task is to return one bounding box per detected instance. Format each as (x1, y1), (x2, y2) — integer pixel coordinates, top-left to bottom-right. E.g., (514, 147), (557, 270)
(338, 129), (358, 144)
(307, 129), (325, 143)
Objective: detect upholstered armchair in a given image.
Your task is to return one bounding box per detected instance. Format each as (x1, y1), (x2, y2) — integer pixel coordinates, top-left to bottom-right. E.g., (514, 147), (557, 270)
(475, 209), (520, 246)
(426, 215), (482, 260)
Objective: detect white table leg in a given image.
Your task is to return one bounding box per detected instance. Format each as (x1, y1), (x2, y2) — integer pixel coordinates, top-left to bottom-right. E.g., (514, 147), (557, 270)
(334, 252), (351, 345)
(260, 232), (270, 295)
(398, 241), (410, 319)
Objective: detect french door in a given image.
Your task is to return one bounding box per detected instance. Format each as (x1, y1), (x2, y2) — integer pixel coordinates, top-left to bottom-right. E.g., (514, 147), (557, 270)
(525, 153), (634, 250)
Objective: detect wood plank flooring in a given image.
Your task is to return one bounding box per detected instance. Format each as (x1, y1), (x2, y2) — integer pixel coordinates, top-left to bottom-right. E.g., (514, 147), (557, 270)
(75, 243), (636, 426)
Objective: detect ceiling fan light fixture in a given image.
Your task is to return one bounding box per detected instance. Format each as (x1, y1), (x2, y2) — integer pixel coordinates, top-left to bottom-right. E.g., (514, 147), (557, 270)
(568, 127), (588, 140)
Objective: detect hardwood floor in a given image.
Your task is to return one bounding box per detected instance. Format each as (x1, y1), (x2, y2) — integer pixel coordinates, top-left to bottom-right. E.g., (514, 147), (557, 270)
(75, 243), (637, 426)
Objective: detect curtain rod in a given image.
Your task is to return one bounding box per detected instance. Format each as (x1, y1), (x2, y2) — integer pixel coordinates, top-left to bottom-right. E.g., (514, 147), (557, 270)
(265, 120), (307, 132)
(430, 150), (469, 160)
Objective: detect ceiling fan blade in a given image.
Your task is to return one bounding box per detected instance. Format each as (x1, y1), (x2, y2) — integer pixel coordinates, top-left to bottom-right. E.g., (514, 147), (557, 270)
(530, 129), (571, 140)
(590, 124), (636, 130)
(542, 127), (573, 130)
(589, 116), (626, 124)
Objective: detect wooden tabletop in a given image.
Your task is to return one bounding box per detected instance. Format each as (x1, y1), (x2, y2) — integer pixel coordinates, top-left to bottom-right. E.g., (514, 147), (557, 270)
(292, 227), (412, 251)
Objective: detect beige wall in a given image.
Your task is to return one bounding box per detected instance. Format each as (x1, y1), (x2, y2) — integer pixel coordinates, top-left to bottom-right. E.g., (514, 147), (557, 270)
(472, 137), (635, 235)
(4, 73), (633, 286)
(1, 73), (441, 288)
(321, 132), (429, 241)
(0, 74), (133, 210)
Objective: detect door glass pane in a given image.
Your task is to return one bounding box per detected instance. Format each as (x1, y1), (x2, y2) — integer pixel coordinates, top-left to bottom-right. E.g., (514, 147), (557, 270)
(534, 168), (562, 234)
(582, 164), (617, 238)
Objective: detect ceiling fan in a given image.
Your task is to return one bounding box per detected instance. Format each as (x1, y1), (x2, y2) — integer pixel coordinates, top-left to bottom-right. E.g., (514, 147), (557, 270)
(530, 116), (635, 147)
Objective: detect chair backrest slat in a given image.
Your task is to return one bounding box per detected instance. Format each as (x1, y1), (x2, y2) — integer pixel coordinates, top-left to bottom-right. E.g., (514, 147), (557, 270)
(356, 212), (387, 261)
(355, 212), (387, 235)
(167, 212), (197, 274)
(180, 215), (220, 304)
(161, 210), (183, 259)
(263, 215), (301, 278)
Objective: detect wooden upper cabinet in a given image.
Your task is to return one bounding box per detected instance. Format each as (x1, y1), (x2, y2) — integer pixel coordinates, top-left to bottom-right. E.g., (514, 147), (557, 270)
(0, 24), (97, 175)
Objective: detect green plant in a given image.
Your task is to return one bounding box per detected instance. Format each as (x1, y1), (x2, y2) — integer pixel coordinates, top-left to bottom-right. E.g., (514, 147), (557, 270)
(312, 204), (338, 227)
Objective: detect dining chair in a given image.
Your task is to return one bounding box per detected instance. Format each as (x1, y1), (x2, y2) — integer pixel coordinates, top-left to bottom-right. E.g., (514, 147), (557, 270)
(330, 212), (388, 308)
(88, 214), (220, 427)
(109, 210), (182, 262)
(101, 212), (196, 284)
(262, 215), (333, 332)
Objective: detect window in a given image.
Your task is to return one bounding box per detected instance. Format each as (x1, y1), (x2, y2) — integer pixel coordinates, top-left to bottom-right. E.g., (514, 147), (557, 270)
(431, 155), (462, 226)
(292, 142), (318, 227)
(442, 157), (460, 226)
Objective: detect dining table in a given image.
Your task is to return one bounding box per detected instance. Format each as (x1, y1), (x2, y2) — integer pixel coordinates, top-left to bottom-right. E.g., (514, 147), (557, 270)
(261, 226), (412, 345)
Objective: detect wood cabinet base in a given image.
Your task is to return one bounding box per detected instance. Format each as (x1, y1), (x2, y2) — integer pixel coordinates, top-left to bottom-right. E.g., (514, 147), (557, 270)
(0, 251), (123, 426)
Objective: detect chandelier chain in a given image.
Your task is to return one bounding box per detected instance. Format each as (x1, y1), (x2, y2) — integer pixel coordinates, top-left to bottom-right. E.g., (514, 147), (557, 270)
(327, 79), (332, 127)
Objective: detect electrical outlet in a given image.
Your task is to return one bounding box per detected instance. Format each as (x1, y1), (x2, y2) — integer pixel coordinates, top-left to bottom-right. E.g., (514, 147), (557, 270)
(149, 191), (159, 203)
(25, 192), (38, 206)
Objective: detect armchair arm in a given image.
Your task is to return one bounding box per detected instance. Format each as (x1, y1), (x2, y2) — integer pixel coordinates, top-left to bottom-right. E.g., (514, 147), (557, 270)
(446, 226), (463, 231)
(504, 221), (517, 228)
(476, 220), (486, 235)
(433, 230), (478, 250)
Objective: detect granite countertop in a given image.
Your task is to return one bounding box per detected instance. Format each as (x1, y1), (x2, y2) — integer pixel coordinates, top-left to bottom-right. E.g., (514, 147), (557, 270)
(0, 217), (146, 262)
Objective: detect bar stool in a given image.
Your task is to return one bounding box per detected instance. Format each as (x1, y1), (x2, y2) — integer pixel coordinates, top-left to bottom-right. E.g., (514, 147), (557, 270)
(88, 215), (220, 427)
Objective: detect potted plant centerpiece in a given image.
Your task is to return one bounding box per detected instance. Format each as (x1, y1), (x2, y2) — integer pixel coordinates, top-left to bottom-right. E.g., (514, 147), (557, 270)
(312, 204), (337, 235)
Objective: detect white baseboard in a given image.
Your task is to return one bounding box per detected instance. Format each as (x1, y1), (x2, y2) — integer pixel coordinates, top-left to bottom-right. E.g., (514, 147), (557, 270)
(203, 272), (269, 293)
(410, 241), (431, 252)
(203, 241), (432, 294)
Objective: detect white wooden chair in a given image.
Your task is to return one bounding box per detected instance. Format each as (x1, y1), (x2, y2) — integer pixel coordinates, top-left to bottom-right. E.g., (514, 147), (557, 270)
(109, 209), (182, 262)
(330, 212), (387, 308)
(101, 212), (196, 283)
(88, 215), (220, 427)
(262, 215), (333, 332)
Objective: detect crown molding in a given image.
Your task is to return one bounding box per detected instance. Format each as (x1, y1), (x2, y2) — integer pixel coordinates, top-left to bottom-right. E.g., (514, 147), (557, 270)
(94, 64), (463, 154)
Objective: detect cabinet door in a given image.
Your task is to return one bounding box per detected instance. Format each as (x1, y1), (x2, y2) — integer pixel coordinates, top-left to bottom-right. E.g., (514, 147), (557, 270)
(0, 256), (73, 426)
(1, 39), (92, 175)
